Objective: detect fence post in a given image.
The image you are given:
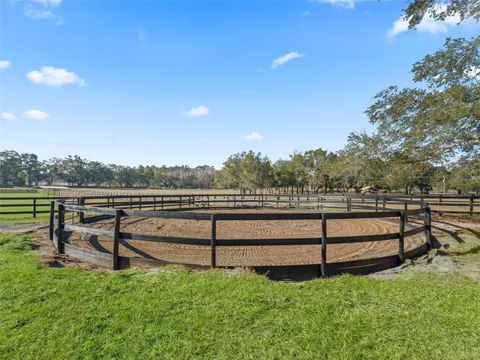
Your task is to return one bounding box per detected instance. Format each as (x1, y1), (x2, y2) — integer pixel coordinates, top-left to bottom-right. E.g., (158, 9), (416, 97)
(404, 202), (408, 223)
(57, 202), (65, 254)
(382, 198), (386, 210)
(398, 211), (405, 263)
(33, 198), (37, 218)
(79, 197), (85, 224)
(112, 210), (122, 270)
(375, 197), (379, 212)
(424, 206), (432, 249)
(470, 196), (474, 216)
(210, 214), (217, 268)
(49, 201), (55, 240)
(321, 213), (327, 277)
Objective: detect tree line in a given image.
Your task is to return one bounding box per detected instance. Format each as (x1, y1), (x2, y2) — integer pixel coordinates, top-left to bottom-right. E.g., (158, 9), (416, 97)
(213, 150), (479, 195)
(0, 151), (215, 189)
(0, 147), (478, 194)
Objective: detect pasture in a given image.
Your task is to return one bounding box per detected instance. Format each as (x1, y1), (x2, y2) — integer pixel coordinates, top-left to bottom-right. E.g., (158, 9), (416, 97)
(1, 232), (480, 359)
(1, 191), (480, 359)
(0, 190), (52, 224)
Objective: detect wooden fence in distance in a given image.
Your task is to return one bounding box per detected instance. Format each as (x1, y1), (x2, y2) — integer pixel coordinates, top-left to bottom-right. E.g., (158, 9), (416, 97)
(1, 193), (478, 219)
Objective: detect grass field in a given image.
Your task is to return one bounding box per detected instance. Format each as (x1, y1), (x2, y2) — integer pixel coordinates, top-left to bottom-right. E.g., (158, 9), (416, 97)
(1, 232), (479, 359)
(0, 191), (53, 224)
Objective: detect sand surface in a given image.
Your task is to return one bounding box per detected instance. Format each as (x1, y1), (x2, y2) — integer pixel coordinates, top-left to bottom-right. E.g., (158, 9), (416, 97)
(68, 208), (425, 267)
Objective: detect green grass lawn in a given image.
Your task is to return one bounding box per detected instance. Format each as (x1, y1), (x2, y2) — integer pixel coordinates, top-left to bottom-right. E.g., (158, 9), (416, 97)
(1, 233), (479, 359)
(0, 191), (54, 224)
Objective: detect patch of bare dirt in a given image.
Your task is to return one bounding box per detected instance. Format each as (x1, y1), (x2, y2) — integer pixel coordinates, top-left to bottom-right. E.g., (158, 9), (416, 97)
(0, 223), (49, 233)
(372, 214), (480, 280)
(33, 229), (111, 271)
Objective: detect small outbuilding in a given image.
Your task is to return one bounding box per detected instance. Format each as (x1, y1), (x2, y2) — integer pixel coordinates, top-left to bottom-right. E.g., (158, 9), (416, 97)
(361, 185), (378, 194)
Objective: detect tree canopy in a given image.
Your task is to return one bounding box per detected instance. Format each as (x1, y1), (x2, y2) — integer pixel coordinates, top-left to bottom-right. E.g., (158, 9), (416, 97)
(364, 1), (479, 162)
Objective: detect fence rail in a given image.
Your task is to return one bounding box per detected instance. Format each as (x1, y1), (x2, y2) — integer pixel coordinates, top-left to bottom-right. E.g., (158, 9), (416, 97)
(0, 188), (41, 194)
(50, 196), (433, 276)
(1, 193), (478, 219)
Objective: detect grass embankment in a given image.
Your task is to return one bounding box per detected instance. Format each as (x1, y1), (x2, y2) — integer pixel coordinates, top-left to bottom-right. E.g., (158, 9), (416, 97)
(0, 191), (52, 224)
(1, 233), (479, 359)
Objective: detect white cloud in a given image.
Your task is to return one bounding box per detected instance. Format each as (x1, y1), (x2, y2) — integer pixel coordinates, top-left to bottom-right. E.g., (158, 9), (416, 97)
(0, 60), (11, 70)
(245, 131), (263, 141)
(32, 0), (62, 6)
(25, 6), (56, 20)
(272, 51), (304, 69)
(1, 112), (16, 121)
(24, 4), (63, 25)
(23, 109), (50, 120)
(387, 5), (461, 38)
(322, 0), (355, 9)
(185, 105), (209, 117)
(26, 66), (86, 87)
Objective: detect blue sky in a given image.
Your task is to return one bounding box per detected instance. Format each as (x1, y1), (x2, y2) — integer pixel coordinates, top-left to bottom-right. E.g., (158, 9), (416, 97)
(1, 0), (479, 168)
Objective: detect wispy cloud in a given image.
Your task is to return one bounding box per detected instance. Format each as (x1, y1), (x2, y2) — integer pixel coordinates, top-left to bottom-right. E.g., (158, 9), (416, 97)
(26, 66), (87, 87)
(24, 0), (63, 25)
(25, 6), (56, 20)
(45, 138), (71, 146)
(312, 0), (355, 9)
(245, 131), (263, 141)
(1, 112), (16, 121)
(185, 105), (209, 117)
(23, 109), (50, 120)
(272, 51), (304, 69)
(33, 0), (62, 6)
(0, 60), (11, 70)
(387, 4), (461, 38)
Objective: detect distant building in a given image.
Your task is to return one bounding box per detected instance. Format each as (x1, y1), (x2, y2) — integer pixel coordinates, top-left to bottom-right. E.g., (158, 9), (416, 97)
(361, 185), (378, 194)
